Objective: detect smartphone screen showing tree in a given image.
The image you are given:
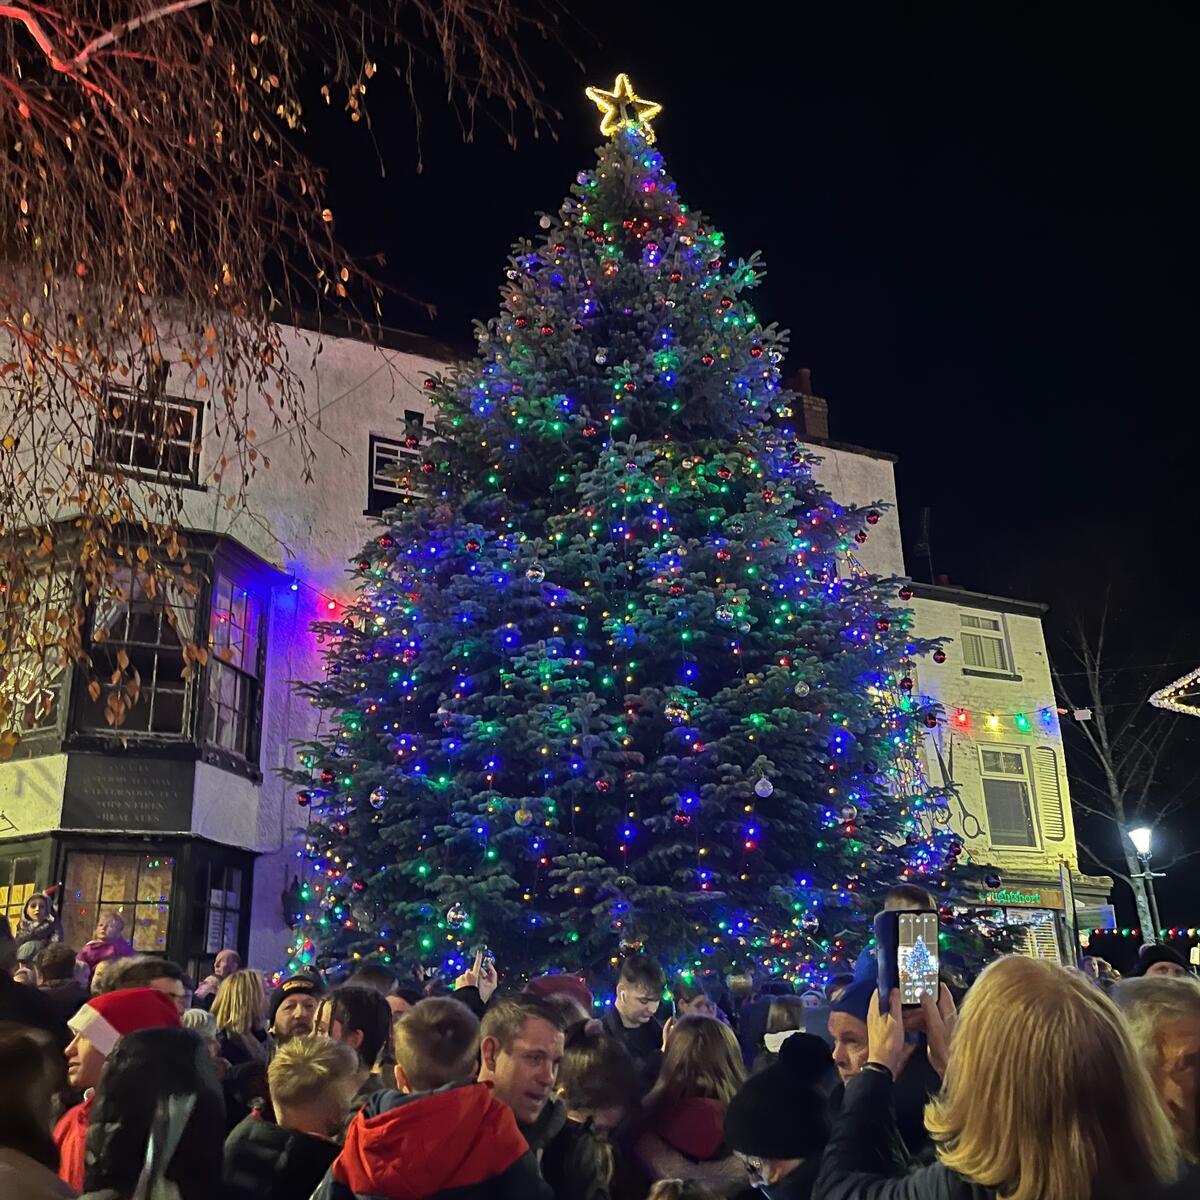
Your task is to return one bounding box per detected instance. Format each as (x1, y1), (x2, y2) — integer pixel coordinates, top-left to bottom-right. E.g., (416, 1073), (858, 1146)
(897, 912), (939, 1005)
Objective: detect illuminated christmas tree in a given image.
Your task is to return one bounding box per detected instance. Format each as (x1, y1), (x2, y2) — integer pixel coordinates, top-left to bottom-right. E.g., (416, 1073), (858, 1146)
(284, 76), (977, 986)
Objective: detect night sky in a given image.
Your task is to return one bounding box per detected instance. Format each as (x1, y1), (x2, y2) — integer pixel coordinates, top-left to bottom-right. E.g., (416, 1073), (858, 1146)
(312, 8), (1199, 934)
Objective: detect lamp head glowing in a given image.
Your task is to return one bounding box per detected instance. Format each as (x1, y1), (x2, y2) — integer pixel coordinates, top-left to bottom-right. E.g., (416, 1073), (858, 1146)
(1128, 826), (1153, 857)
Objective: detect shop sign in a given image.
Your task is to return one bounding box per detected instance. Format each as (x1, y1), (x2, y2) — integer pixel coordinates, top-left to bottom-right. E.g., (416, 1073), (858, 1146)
(61, 756), (195, 832)
(982, 886), (1063, 909)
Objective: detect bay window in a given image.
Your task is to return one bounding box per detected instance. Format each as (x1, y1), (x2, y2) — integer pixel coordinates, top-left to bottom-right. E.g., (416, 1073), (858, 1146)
(204, 573), (265, 763)
(78, 565), (197, 737)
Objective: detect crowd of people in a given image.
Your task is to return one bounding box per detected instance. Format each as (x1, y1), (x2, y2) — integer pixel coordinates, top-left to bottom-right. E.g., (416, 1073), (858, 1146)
(2, 884), (1199, 1200)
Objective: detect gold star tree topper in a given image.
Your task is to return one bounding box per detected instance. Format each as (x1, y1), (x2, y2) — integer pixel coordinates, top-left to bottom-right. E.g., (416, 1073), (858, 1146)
(586, 73), (662, 143)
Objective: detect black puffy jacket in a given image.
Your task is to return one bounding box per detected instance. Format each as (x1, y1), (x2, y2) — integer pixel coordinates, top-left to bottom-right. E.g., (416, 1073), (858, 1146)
(813, 1069), (991, 1200)
(224, 1109), (340, 1200)
(528, 1102), (611, 1200)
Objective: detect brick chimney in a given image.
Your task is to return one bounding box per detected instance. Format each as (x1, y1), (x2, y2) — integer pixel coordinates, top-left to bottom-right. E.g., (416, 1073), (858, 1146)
(785, 367), (830, 441)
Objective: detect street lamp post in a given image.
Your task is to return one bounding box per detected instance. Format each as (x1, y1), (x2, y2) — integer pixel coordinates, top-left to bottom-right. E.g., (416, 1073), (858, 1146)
(1129, 826), (1164, 944)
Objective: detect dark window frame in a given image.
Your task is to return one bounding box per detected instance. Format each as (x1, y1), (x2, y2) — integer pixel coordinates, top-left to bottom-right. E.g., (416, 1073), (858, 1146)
(0, 853), (40, 935)
(365, 411), (426, 516)
(75, 562), (200, 743)
(61, 536), (279, 782)
(0, 563), (76, 740)
(979, 746), (1039, 849)
(200, 565), (268, 775)
(60, 846), (176, 954)
(93, 380), (205, 488)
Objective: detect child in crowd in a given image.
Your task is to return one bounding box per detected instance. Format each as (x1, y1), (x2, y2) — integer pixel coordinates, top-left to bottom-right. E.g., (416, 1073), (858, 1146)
(671, 978), (718, 1020)
(544, 1017), (639, 1200)
(314, 996), (552, 1199)
(635, 1016), (750, 1196)
(225, 1034), (360, 1200)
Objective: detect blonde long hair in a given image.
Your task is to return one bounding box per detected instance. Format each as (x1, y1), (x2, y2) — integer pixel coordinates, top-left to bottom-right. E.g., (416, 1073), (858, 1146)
(211, 968), (267, 1036)
(645, 1014), (744, 1117)
(925, 956), (1181, 1200)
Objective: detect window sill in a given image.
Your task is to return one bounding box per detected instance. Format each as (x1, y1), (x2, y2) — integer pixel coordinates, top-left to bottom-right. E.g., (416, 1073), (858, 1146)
(0, 730), (66, 762)
(85, 463), (208, 493)
(962, 668), (1023, 682)
(200, 746), (263, 784)
(63, 734), (200, 759)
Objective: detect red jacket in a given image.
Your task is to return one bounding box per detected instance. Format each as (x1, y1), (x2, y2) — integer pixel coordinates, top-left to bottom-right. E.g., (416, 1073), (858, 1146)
(54, 1094), (93, 1190)
(314, 1083), (551, 1200)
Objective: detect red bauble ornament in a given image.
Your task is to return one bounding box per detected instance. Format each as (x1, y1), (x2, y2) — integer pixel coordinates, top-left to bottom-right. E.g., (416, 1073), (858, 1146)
(297, 793), (311, 807)
(876, 619), (891, 632)
(554, 243), (566, 254)
(854, 531), (869, 544)
(716, 549), (731, 561)
(701, 354), (715, 366)
(717, 467), (732, 479)
(514, 316), (527, 327)
(670, 272), (683, 283)
(750, 346), (763, 358)
(595, 779), (611, 793)
(422, 378), (436, 390)
(932, 649), (947, 664)
(899, 587), (913, 600)
(582, 425), (597, 437)
(540, 324), (554, 336)
(378, 535), (394, 548)
(866, 512), (880, 525)
(623, 381), (636, 392)
(720, 296), (733, 308)
(669, 583), (684, 596)
(465, 539), (481, 553)
(421, 461), (435, 474)
(900, 676), (914, 691)
(924, 714), (939, 728)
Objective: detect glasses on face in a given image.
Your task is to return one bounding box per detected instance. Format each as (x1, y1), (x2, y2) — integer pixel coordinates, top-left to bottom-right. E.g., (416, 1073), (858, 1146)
(735, 1152), (768, 1184)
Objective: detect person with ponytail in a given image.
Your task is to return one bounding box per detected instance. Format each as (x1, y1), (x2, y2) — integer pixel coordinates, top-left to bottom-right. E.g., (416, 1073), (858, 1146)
(540, 1017), (639, 1200)
(635, 1015), (750, 1196)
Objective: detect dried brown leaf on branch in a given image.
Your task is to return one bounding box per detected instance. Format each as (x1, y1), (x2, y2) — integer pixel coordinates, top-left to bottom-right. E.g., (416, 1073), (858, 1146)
(0, 0), (557, 739)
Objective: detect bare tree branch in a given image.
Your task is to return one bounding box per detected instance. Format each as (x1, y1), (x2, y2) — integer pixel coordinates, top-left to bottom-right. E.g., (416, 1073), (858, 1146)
(1055, 606), (1199, 936)
(1078, 838), (1131, 887)
(0, 0), (563, 746)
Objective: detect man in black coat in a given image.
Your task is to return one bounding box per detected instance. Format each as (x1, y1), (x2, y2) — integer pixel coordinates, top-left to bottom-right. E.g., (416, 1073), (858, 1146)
(35, 943), (89, 1039)
(600, 953), (665, 1093)
(0, 921), (57, 1035)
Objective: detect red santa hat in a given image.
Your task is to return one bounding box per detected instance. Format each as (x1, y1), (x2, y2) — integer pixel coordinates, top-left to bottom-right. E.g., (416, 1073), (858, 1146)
(68, 986), (181, 1057)
(523, 972), (594, 1013)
